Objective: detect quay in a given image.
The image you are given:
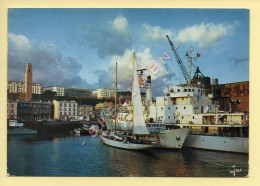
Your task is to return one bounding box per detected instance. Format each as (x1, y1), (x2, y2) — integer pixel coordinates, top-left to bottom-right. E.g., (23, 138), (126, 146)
(23, 120), (100, 133)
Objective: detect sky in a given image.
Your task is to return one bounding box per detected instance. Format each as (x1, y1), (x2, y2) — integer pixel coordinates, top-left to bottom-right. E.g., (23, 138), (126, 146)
(8, 9), (249, 96)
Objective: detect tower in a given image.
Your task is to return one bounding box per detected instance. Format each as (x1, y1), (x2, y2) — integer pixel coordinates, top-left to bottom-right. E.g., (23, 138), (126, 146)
(25, 63), (32, 101)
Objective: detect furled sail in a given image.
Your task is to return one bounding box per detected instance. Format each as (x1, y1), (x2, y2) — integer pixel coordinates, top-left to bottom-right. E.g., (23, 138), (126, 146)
(132, 56), (150, 135)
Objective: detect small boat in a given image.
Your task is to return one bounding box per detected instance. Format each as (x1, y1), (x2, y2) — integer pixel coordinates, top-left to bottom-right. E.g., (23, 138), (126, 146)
(8, 120), (37, 135)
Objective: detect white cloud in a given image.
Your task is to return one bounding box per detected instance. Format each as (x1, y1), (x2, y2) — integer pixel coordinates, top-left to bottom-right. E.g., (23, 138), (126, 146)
(8, 33), (32, 50)
(143, 24), (172, 42)
(86, 16), (132, 58)
(96, 48), (175, 96)
(113, 16), (128, 32)
(176, 23), (233, 48)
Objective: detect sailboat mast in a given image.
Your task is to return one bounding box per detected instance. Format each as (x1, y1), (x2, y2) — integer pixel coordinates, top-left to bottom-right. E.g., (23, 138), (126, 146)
(115, 62), (117, 133)
(132, 52), (135, 135)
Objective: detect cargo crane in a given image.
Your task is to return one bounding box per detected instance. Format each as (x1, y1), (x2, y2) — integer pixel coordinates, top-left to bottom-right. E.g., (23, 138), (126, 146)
(166, 35), (212, 89)
(166, 35), (190, 84)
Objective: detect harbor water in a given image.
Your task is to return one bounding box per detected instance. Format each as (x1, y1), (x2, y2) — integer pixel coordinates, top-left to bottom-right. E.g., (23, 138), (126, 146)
(7, 133), (249, 177)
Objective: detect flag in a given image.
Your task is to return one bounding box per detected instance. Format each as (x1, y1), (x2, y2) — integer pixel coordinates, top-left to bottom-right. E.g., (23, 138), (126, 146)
(197, 53), (201, 57)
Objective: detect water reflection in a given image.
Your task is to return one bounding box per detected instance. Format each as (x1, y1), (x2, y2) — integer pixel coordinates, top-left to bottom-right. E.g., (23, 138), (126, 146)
(7, 134), (248, 177)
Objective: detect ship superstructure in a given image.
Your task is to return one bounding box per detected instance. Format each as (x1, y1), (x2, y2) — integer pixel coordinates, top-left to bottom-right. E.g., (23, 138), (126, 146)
(147, 84), (248, 153)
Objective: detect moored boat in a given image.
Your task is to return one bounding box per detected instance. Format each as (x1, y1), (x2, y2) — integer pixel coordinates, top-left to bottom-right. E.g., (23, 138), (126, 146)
(100, 53), (155, 150)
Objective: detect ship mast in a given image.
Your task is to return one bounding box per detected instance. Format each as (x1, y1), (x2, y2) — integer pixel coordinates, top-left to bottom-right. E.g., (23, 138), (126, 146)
(115, 62), (117, 133)
(132, 52), (135, 135)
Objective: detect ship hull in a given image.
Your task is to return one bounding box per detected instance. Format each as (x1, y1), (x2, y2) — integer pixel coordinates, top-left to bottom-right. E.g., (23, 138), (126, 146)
(156, 128), (190, 149)
(100, 135), (153, 150)
(184, 135), (249, 153)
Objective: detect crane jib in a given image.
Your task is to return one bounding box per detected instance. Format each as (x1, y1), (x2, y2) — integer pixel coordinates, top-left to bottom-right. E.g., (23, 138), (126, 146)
(166, 35), (189, 83)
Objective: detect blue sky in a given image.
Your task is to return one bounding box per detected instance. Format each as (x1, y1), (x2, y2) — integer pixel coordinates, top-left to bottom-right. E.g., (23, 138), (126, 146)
(8, 9), (249, 96)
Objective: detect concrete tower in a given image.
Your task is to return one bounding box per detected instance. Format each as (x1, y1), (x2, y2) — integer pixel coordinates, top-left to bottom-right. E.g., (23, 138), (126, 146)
(25, 63), (32, 101)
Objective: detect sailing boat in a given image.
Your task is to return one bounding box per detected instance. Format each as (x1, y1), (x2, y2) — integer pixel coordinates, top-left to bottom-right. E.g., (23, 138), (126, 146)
(100, 53), (155, 150)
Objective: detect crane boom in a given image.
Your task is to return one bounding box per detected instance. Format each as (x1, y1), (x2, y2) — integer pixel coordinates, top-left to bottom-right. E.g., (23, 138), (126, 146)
(166, 35), (189, 83)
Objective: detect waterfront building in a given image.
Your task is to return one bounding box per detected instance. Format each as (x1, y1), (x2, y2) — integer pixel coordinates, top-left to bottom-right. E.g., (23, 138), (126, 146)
(8, 81), (42, 94)
(64, 88), (93, 98)
(53, 100), (78, 120)
(97, 88), (115, 99)
(17, 101), (52, 121)
(25, 63), (32, 101)
(7, 100), (18, 120)
(78, 105), (94, 120)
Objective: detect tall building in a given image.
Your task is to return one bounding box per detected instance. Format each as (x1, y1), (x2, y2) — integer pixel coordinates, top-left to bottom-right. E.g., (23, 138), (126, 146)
(25, 63), (32, 101)
(97, 88), (115, 99)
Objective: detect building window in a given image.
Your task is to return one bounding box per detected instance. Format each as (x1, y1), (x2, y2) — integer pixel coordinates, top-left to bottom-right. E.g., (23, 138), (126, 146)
(177, 89), (180, 92)
(168, 107), (170, 110)
(188, 89), (191, 92)
(182, 116), (184, 119)
(161, 107), (163, 110)
(192, 89), (194, 92)
(174, 116), (175, 119)
(176, 107), (178, 109)
(184, 106), (186, 109)
(168, 116), (170, 119)
(193, 116), (195, 119)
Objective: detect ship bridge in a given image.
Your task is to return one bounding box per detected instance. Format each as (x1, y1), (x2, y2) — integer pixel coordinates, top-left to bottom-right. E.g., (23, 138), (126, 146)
(167, 85), (206, 97)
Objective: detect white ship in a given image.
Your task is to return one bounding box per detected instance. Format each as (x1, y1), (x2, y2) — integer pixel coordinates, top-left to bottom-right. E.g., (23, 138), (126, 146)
(148, 84), (249, 153)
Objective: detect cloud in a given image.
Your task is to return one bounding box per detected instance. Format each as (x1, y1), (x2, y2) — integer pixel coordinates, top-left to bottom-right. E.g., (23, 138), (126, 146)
(143, 24), (172, 42)
(113, 16), (128, 32)
(176, 23), (233, 48)
(85, 16), (132, 58)
(230, 57), (249, 65)
(8, 33), (93, 89)
(96, 48), (175, 96)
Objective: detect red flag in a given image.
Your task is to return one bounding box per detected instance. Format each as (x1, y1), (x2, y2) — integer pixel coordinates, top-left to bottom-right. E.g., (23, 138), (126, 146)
(197, 53), (201, 57)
